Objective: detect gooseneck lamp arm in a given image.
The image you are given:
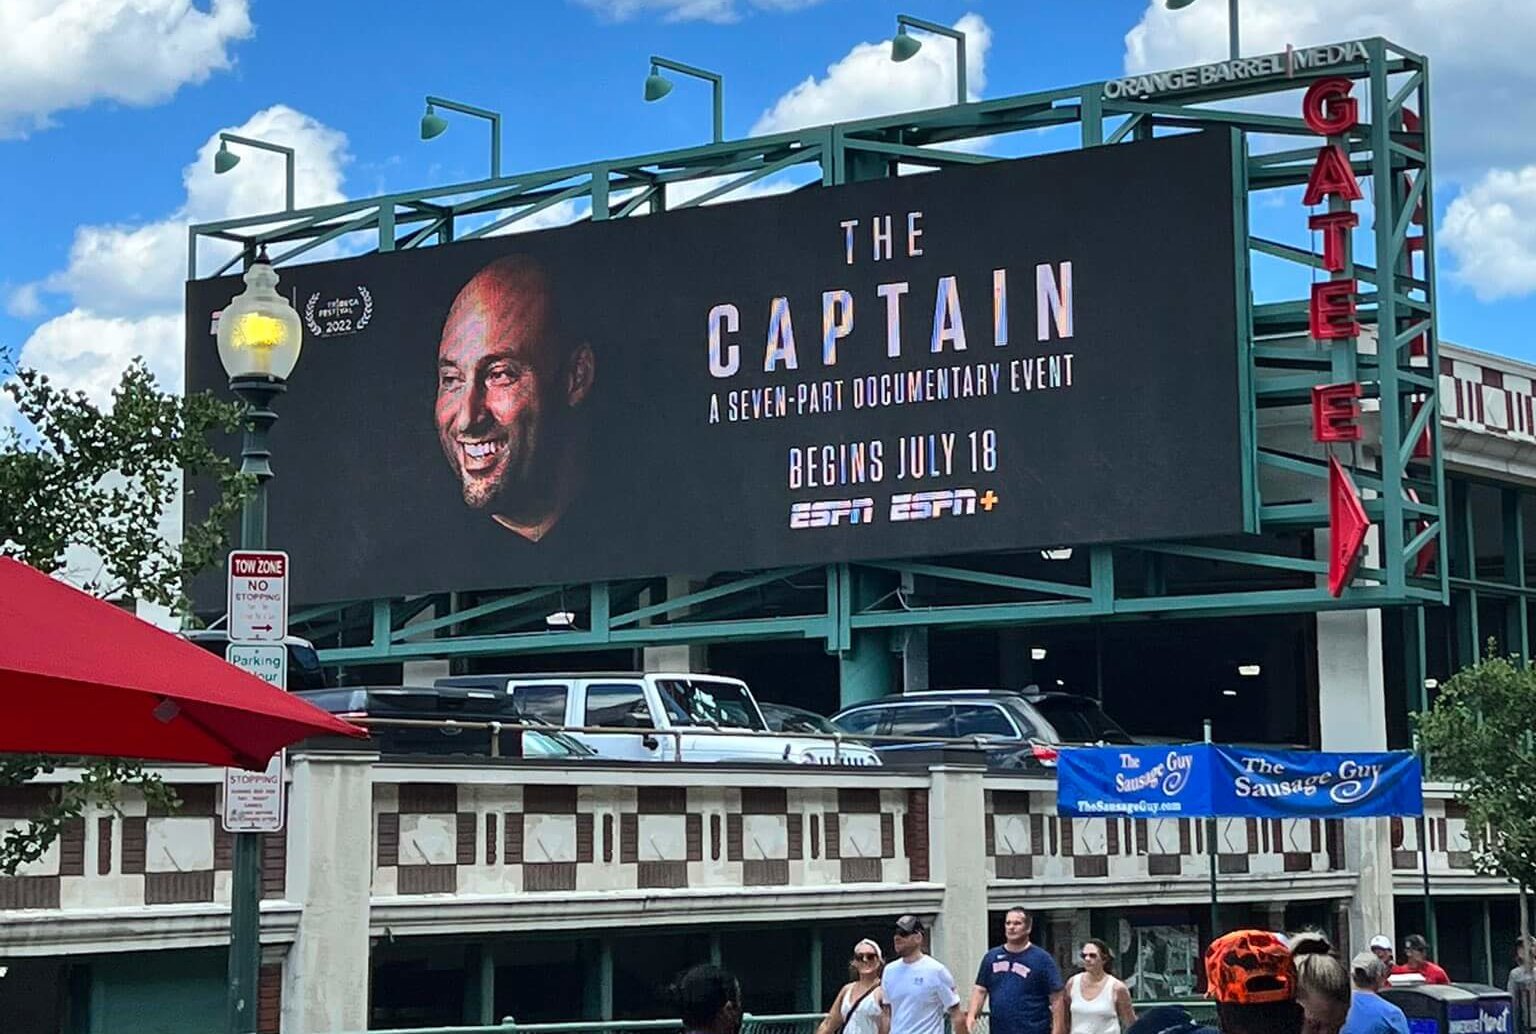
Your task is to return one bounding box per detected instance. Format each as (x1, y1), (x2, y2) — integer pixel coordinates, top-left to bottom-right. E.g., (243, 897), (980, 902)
(894, 14), (967, 105)
(421, 95), (503, 179)
(646, 55), (724, 144)
(215, 133), (296, 212)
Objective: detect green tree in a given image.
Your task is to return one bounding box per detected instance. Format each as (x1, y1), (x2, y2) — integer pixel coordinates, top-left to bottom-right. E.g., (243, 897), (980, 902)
(1415, 651), (1536, 988)
(0, 360), (250, 874)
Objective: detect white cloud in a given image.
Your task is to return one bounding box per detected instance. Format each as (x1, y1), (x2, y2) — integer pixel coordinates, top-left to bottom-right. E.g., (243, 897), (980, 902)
(44, 220), (189, 320)
(753, 13), (991, 135)
(574, 0), (821, 23)
(0, 0), (253, 138)
(5, 283), (43, 320)
(16, 105), (350, 399)
(17, 310), (183, 405)
(1442, 166), (1536, 301)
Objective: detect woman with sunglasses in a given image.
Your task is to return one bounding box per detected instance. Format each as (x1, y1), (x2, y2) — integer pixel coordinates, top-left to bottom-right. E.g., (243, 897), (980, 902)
(1058, 939), (1135, 1034)
(818, 940), (889, 1034)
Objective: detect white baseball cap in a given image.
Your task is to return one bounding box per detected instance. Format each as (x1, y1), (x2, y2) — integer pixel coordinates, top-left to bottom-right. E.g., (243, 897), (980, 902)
(1370, 935), (1393, 951)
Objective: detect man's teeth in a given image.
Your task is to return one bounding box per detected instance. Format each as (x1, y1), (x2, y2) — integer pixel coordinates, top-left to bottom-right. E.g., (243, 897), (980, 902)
(463, 440), (502, 459)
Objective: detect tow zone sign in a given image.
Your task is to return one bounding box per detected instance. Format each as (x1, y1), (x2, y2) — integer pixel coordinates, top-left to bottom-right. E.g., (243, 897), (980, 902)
(227, 550), (288, 643)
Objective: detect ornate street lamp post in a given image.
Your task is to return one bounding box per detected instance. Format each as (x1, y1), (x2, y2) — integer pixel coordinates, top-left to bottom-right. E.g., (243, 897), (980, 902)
(215, 244), (302, 1034)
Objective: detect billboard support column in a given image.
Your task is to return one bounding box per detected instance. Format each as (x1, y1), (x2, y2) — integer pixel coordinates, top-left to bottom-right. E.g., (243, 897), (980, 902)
(838, 567), (898, 706)
(839, 631), (894, 706)
(643, 575), (708, 671)
(900, 628), (930, 693)
(1316, 604), (1395, 953)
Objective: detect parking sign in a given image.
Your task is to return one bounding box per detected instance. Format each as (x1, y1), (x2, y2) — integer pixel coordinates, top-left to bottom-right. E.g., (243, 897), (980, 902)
(227, 550), (288, 643)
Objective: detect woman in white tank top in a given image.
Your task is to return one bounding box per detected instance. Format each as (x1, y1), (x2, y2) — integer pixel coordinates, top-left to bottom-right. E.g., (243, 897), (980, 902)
(817, 939), (888, 1034)
(1059, 939), (1135, 1034)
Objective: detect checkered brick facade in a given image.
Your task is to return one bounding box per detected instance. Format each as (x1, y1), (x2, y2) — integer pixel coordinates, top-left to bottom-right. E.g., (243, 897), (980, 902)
(0, 780), (286, 910)
(1390, 793), (1476, 874)
(1441, 354), (1536, 441)
(372, 781), (923, 896)
(983, 788), (1343, 882)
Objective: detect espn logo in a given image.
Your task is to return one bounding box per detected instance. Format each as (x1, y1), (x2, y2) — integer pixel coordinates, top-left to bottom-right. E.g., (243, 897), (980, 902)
(890, 489), (981, 521)
(790, 498), (875, 529)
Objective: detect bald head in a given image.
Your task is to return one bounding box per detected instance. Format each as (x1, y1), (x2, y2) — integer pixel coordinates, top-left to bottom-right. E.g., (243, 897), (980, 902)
(441, 256), (564, 374)
(434, 255), (594, 530)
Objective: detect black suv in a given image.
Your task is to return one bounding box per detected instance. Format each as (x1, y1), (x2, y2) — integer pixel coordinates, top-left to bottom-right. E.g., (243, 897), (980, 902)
(831, 689), (1134, 769)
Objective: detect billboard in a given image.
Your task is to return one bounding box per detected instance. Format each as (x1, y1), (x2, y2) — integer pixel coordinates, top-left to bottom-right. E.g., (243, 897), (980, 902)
(186, 130), (1246, 605)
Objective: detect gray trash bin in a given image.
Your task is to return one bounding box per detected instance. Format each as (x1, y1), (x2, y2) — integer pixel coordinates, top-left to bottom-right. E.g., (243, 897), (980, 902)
(1380, 983), (1514, 1034)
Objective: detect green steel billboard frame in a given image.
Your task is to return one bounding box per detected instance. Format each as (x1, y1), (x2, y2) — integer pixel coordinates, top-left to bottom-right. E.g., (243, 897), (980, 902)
(188, 37), (1444, 690)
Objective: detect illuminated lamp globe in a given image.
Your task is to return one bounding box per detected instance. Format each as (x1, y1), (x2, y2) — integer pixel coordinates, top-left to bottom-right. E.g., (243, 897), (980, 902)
(215, 249), (303, 381)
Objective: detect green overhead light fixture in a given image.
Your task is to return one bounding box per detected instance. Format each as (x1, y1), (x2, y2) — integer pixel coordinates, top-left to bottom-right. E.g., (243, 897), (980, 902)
(643, 65), (674, 102)
(214, 141), (240, 174)
(1163, 0), (1240, 59)
(419, 103), (449, 141)
(418, 95), (503, 179)
(891, 26), (922, 62)
(643, 55), (723, 144)
(211, 132), (296, 211)
(890, 15), (968, 105)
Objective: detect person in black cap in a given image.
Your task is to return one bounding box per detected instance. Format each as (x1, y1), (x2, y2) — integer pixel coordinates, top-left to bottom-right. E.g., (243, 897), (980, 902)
(1390, 935), (1449, 986)
(883, 915), (967, 1034)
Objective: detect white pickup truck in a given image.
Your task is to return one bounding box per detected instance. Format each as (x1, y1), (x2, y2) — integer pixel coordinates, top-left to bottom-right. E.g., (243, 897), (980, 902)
(435, 671), (880, 767)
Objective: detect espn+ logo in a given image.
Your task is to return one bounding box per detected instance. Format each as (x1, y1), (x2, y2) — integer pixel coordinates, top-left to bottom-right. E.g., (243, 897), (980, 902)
(890, 489), (979, 521)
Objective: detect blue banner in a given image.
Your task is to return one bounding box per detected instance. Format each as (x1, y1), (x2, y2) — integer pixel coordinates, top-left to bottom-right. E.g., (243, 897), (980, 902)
(1056, 745), (1423, 818)
(1056, 744), (1213, 817)
(1208, 747), (1423, 818)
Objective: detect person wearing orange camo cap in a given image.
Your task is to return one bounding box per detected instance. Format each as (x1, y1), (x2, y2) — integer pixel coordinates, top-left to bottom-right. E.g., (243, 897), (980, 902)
(1204, 930), (1304, 1034)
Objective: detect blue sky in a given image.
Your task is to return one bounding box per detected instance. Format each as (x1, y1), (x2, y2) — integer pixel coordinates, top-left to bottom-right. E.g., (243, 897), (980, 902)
(5, 0), (1536, 400)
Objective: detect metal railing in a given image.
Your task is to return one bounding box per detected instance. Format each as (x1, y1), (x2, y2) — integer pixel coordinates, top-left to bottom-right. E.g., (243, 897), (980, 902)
(338, 1003), (1219, 1034)
(338, 716), (1006, 766)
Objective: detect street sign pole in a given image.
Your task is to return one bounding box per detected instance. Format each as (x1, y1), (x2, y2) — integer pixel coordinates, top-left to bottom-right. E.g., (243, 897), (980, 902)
(227, 378), (285, 1034)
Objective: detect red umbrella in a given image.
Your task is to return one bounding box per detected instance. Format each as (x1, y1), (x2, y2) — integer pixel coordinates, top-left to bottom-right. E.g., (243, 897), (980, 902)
(0, 557), (365, 768)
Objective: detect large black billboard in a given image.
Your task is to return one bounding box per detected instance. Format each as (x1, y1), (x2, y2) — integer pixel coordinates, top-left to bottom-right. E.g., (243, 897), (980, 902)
(186, 130), (1246, 605)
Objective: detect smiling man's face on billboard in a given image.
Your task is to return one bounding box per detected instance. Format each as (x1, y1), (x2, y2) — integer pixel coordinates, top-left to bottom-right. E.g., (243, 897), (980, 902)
(434, 255), (593, 539)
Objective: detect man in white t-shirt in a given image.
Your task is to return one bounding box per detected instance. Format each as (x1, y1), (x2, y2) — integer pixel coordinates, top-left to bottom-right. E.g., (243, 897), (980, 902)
(883, 914), (968, 1034)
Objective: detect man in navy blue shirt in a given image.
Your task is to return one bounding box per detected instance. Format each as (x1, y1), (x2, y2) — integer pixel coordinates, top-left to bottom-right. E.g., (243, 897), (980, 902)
(968, 908), (1064, 1034)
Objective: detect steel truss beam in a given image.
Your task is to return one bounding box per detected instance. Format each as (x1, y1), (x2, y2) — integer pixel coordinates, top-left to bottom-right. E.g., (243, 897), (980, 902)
(187, 37), (1445, 669)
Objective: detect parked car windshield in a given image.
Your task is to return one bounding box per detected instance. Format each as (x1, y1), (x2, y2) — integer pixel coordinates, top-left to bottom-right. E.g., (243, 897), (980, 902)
(1031, 696), (1135, 744)
(763, 704), (838, 735)
(523, 724), (595, 758)
(656, 679), (765, 730)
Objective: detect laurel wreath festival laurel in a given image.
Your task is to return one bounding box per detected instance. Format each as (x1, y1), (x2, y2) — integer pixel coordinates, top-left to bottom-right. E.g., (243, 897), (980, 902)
(303, 287), (371, 336)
